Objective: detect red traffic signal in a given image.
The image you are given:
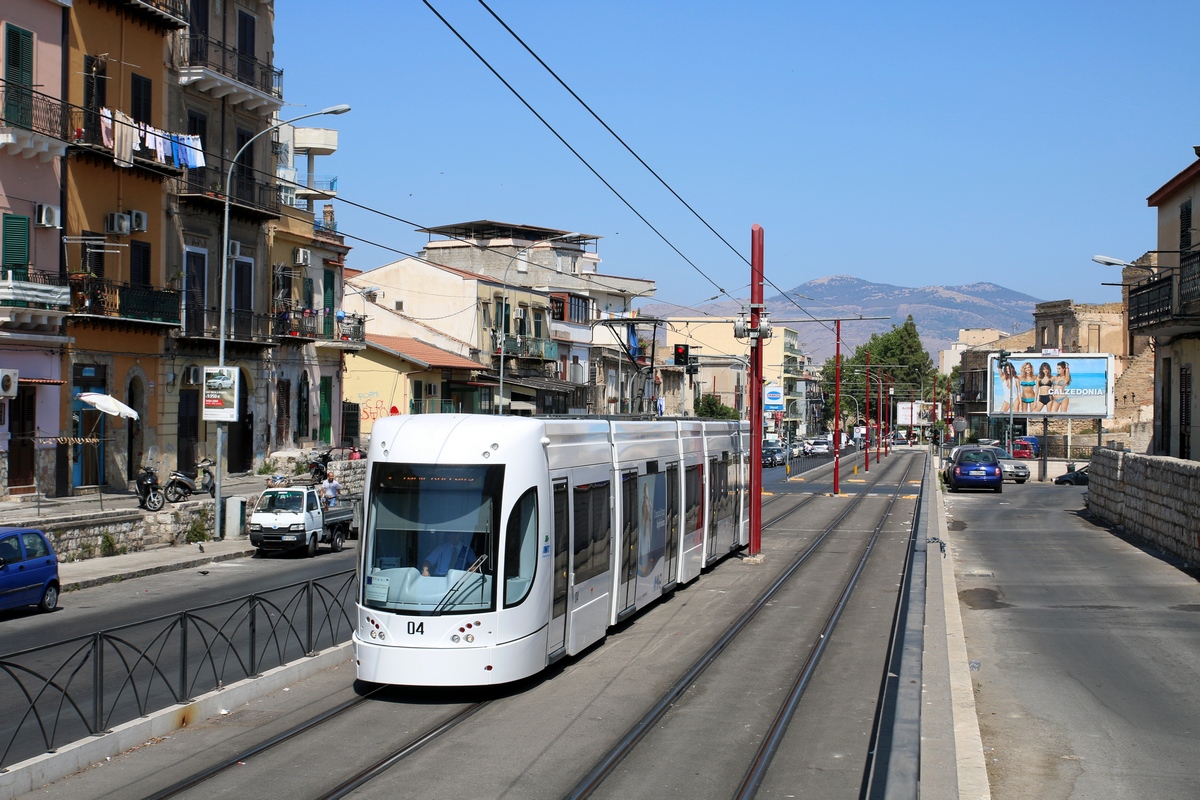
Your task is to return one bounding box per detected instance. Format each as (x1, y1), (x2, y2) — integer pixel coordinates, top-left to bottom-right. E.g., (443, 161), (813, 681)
(673, 343), (690, 366)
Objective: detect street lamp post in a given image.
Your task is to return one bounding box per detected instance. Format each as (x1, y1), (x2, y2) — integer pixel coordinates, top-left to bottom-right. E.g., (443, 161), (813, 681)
(496, 233), (579, 415)
(214, 103), (350, 539)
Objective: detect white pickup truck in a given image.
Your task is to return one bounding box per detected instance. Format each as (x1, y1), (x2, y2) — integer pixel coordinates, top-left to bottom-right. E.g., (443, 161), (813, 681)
(248, 486), (357, 557)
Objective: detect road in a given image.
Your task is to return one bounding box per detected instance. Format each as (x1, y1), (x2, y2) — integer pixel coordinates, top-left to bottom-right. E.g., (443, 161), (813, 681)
(945, 477), (1200, 799)
(0, 546), (357, 654)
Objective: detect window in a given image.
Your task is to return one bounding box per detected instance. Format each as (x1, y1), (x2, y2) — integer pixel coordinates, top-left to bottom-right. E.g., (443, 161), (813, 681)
(1, 215), (30, 269)
(21, 532), (49, 560)
(187, 110), (207, 149)
(5, 25), (33, 128)
(394, 300), (404, 312)
(684, 464), (702, 537)
(573, 481), (610, 583)
(131, 74), (152, 124)
(1182, 200), (1193, 253)
(1180, 365), (1192, 461)
(130, 240), (151, 287)
(569, 296), (589, 324)
(0, 534), (22, 564)
(83, 55), (107, 141)
(82, 230), (104, 277)
(533, 310), (544, 339)
(503, 487), (538, 607)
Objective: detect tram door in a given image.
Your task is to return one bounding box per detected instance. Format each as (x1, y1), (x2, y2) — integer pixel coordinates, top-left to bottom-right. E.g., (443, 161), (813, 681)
(548, 481), (570, 657)
(617, 470), (638, 616)
(663, 464), (680, 587)
(705, 456), (719, 562)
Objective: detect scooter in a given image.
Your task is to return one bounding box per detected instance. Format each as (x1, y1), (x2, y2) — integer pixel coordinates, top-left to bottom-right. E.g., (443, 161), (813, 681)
(309, 449), (333, 482)
(164, 458), (216, 503)
(135, 465), (166, 511)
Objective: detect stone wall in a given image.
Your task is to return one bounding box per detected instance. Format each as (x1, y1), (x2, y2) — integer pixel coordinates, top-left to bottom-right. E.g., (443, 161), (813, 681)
(36, 500), (236, 562)
(1089, 448), (1200, 566)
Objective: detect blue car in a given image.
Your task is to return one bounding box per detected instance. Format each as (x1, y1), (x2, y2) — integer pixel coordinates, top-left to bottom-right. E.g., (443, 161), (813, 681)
(0, 528), (60, 613)
(946, 448), (1003, 493)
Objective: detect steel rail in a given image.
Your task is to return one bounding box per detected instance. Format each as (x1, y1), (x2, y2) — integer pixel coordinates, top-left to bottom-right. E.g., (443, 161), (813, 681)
(564, 451), (915, 799)
(732, 454), (922, 798)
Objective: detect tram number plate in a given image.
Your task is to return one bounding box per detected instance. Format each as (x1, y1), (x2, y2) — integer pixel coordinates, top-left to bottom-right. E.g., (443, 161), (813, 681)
(407, 622), (425, 635)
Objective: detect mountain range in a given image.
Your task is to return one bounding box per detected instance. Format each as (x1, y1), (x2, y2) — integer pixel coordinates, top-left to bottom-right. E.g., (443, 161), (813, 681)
(644, 275), (1042, 362)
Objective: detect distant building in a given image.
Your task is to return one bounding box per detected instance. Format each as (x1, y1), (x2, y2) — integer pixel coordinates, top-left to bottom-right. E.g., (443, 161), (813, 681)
(939, 328), (1008, 375)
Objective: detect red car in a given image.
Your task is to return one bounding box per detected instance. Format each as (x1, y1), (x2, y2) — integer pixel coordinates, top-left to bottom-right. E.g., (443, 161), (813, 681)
(1011, 441), (1035, 459)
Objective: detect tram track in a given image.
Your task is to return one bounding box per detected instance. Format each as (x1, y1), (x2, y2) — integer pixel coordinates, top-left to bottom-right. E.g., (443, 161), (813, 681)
(132, 451), (918, 800)
(566, 451), (922, 799)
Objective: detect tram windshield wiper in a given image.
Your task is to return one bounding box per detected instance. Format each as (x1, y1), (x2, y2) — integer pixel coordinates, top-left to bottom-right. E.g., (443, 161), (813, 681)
(432, 554), (488, 614)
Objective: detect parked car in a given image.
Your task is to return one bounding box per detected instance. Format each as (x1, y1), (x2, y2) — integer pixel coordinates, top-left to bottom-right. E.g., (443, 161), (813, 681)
(0, 527), (60, 613)
(761, 445), (786, 468)
(1055, 464), (1090, 485)
(1015, 435), (1041, 456)
(1011, 441), (1035, 459)
(983, 446), (1030, 483)
(946, 448), (1003, 493)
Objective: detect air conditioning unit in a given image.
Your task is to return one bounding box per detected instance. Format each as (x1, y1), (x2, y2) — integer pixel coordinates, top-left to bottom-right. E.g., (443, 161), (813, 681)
(513, 308), (527, 320)
(227, 240), (241, 260)
(184, 366), (202, 385)
(106, 212), (132, 236)
(294, 247), (312, 267)
(35, 204), (61, 229)
(128, 209), (148, 232)
(0, 369), (17, 398)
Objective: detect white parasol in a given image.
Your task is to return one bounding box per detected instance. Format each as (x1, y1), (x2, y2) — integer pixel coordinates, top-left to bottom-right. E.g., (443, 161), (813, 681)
(78, 392), (139, 420)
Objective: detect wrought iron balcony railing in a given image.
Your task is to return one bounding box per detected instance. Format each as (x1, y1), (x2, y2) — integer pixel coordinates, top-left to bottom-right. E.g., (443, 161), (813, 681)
(0, 268), (70, 309)
(180, 35), (284, 99)
(1127, 273), (1174, 330)
(179, 162), (281, 215)
(181, 305), (273, 342)
(0, 79), (70, 139)
(498, 335), (558, 361)
(272, 310), (365, 344)
(69, 275), (180, 325)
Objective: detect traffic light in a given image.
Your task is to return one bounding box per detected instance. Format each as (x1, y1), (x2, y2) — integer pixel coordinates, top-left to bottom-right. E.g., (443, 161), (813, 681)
(997, 349), (1011, 368)
(673, 343), (690, 366)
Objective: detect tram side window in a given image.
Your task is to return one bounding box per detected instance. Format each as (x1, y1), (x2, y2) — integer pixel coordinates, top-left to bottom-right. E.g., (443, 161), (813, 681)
(715, 456), (732, 523)
(573, 482), (610, 583)
(620, 472), (637, 583)
(504, 487), (539, 607)
(685, 465), (701, 534)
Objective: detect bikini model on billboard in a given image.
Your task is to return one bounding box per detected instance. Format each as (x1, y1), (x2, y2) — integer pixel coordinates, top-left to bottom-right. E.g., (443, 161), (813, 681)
(1036, 362), (1054, 412)
(1052, 361), (1071, 412)
(1019, 362), (1037, 408)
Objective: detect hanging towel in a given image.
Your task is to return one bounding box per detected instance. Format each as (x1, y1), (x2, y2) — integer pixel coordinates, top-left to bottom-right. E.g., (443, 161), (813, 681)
(100, 108), (114, 149)
(112, 110), (135, 167)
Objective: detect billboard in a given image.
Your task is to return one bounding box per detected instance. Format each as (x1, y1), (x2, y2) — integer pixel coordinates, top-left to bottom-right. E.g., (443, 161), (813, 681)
(897, 401), (933, 427)
(987, 353), (1114, 419)
(202, 366), (239, 422)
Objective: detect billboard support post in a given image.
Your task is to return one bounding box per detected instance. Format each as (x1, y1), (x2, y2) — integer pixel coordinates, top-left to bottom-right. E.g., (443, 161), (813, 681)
(1040, 416), (1049, 482)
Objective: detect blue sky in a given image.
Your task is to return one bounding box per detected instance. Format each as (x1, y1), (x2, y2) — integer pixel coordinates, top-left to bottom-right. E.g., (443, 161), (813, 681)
(274, 1), (1197, 312)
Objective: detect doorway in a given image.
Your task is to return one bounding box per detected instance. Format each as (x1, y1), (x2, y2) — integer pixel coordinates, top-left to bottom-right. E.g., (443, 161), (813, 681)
(9, 386), (36, 492)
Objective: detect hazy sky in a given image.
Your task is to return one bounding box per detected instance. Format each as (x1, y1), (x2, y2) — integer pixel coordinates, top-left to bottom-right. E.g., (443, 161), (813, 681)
(275, 1), (1196, 314)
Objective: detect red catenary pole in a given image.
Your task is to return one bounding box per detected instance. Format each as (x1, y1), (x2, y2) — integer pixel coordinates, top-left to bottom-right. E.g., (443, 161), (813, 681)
(864, 350), (870, 473)
(748, 225), (765, 556)
(833, 319), (841, 495)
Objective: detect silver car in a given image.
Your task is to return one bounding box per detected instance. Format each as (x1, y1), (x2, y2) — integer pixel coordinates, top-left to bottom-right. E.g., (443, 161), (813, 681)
(983, 446), (1029, 484)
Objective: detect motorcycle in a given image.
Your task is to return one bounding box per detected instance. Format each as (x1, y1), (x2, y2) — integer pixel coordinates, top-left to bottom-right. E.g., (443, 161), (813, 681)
(165, 458), (216, 503)
(309, 449), (333, 482)
(135, 465), (166, 511)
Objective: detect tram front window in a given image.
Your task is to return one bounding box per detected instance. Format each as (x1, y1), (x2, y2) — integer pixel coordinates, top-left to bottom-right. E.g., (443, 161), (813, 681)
(363, 463), (502, 615)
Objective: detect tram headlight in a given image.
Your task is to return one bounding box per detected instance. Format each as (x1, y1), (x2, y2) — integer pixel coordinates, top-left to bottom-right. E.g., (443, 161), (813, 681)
(451, 634), (460, 643)
(465, 634), (475, 643)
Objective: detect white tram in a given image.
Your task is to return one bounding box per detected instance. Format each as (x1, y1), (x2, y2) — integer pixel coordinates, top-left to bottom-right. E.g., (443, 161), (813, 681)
(354, 414), (750, 686)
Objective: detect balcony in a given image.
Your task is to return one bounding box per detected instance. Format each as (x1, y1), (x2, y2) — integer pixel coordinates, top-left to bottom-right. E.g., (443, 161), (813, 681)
(178, 35), (284, 112)
(294, 174), (339, 200)
(119, 0), (189, 29)
(0, 268), (70, 333)
(66, 105), (183, 177)
(177, 161), (281, 218)
(180, 305), (273, 343)
(0, 80), (70, 162)
(498, 335), (558, 361)
(69, 275), (180, 326)
(273, 310), (365, 348)
(312, 218), (345, 246)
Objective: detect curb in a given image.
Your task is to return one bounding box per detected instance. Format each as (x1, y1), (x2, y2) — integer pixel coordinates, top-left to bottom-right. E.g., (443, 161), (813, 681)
(0, 642), (354, 800)
(61, 548), (259, 593)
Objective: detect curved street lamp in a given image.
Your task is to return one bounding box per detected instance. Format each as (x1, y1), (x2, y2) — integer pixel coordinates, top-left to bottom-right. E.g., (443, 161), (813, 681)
(496, 232), (579, 414)
(214, 104), (350, 538)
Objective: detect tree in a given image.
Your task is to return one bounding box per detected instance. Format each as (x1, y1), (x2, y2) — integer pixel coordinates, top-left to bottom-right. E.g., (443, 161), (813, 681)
(694, 394), (740, 420)
(817, 315), (935, 427)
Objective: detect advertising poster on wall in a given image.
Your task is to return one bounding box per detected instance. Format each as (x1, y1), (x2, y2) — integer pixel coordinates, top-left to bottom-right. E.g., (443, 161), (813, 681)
(202, 367), (239, 422)
(987, 353), (1114, 419)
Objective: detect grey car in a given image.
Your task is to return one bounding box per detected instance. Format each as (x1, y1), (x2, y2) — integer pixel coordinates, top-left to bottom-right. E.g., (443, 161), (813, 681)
(982, 446), (1029, 483)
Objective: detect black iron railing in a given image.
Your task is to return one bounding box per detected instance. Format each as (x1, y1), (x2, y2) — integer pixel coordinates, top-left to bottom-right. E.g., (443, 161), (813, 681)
(339, 314), (366, 343)
(0, 571), (356, 771)
(0, 268), (69, 310)
(0, 79), (70, 139)
(1180, 252), (1200, 304)
(179, 163), (282, 215)
(69, 276), (180, 324)
(1128, 273), (1174, 329)
(179, 35), (284, 99)
(274, 310), (321, 340)
(499, 335), (557, 360)
(181, 305), (273, 342)
(120, 0), (188, 26)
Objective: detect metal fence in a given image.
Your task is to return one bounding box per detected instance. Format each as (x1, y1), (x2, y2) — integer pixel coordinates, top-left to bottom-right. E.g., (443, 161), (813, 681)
(0, 570), (356, 772)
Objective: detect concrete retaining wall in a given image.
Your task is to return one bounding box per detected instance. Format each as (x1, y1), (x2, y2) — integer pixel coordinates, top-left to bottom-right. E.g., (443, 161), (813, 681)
(1089, 448), (1200, 566)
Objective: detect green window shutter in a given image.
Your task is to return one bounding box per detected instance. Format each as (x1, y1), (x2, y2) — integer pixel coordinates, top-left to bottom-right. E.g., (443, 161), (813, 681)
(2, 214), (30, 267)
(5, 25), (33, 87)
